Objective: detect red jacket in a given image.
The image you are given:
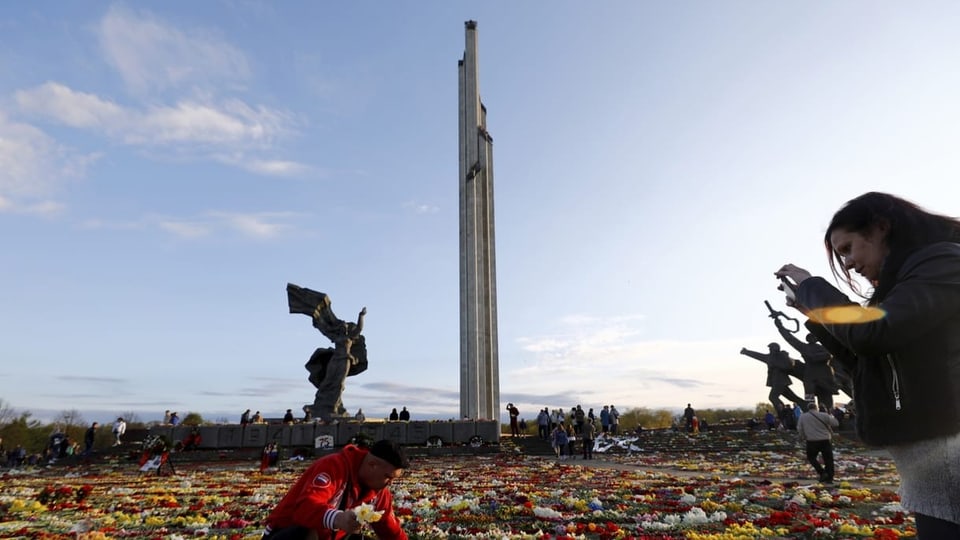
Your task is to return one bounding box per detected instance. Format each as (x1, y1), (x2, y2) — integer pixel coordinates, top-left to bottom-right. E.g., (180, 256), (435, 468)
(264, 445), (407, 540)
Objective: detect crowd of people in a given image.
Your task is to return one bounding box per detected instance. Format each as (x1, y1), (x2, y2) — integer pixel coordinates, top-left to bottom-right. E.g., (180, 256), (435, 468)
(234, 406), (413, 426)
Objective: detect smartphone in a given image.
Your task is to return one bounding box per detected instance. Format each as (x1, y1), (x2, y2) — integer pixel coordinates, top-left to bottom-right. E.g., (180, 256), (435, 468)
(778, 276), (797, 302)
(778, 276), (798, 293)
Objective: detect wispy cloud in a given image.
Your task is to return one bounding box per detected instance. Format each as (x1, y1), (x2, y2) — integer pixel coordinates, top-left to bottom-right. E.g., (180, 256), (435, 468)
(98, 5), (251, 95)
(403, 201), (440, 215)
(9, 5), (308, 180)
(214, 153), (309, 177)
(206, 211), (296, 239)
(82, 211), (300, 240)
(16, 83), (292, 150)
(56, 375), (126, 384)
(0, 111), (97, 211)
(509, 313), (764, 411)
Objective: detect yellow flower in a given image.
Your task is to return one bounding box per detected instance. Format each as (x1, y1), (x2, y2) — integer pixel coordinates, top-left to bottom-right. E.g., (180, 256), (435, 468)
(700, 499), (721, 512)
(353, 502), (383, 524)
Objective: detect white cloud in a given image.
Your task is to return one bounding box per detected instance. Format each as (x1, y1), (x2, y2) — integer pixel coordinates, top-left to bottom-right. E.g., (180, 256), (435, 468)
(510, 314), (772, 410)
(15, 83), (305, 177)
(214, 153), (309, 176)
(8, 7), (308, 182)
(403, 201), (440, 214)
(17, 83), (290, 148)
(98, 5), (251, 95)
(0, 111), (97, 211)
(207, 211), (295, 239)
(158, 220), (210, 238)
(79, 211), (297, 239)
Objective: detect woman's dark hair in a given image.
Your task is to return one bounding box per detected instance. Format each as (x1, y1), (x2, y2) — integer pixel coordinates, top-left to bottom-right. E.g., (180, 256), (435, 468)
(824, 192), (960, 303)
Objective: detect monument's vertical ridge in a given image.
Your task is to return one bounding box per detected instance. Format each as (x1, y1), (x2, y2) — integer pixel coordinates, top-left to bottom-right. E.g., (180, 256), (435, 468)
(459, 20), (500, 421)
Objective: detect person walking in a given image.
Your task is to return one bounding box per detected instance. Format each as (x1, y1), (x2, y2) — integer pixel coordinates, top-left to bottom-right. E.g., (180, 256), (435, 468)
(112, 417), (126, 446)
(796, 403), (839, 483)
(551, 423), (569, 460)
(777, 192), (960, 537)
(83, 422), (98, 455)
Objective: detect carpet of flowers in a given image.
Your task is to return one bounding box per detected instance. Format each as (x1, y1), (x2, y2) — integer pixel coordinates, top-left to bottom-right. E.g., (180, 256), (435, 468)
(0, 441), (912, 539)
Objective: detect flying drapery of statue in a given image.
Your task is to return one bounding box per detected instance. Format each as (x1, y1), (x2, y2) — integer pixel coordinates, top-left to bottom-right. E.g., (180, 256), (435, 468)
(287, 283), (368, 423)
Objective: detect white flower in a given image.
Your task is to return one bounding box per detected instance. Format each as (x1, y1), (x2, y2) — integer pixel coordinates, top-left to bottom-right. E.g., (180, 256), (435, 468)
(532, 506), (563, 519)
(880, 502), (906, 513)
(682, 507), (709, 525)
(353, 502), (383, 524)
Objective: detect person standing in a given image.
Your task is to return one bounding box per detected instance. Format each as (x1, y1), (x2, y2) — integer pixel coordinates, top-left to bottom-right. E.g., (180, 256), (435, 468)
(506, 403), (520, 437)
(683, 403), (695, 432)
(777, 192), (960, 536)
(797, 402), (839, 483)
(582, 419), (595, 460)
(262, 440), (409, 539)
(600, 406), (611, 434)
(163, 410), (171, 425)
(84, 422), (98, 455)
(398, 407), (410, 421)
(112, 417), (126, 446)
(241, 409), (251, 426)
(609, 405), (620, 435)
(536, 408), (550, 440)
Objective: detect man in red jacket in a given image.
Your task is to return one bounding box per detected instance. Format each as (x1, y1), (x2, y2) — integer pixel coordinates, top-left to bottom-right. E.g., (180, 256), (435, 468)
(263, 440), (409, 540)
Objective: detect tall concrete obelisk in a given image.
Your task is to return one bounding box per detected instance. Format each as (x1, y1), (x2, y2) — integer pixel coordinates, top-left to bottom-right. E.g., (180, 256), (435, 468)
(458, 20), (500, 421)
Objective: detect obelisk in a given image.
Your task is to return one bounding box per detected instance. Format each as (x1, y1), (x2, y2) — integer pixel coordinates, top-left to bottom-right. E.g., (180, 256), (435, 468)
(458, 20), (500, 421)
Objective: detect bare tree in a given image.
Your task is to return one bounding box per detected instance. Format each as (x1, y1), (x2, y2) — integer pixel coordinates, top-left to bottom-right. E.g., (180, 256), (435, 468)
(119, 411), (142, 427)
(53, 409), (86, 428)
(0, 398), (16, 426)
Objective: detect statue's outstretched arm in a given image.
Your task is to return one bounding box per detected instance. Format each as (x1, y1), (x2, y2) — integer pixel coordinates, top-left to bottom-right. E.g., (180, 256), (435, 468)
(740, 348), (769, 364)
(774, 319), (805, 351)
(354, 307), (367, 335)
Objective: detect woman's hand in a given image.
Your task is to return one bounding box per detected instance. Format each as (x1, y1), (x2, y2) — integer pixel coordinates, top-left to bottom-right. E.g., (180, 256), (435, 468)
(775, 263), (812, 285)
(775, 264), (813, 314)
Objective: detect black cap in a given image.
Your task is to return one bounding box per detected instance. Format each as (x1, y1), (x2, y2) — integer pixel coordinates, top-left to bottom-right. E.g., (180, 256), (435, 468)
(368, 439), (409, 469)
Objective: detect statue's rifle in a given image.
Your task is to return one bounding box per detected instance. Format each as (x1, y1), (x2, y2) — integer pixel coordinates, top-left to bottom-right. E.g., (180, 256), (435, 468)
(764, 300), (800, 333)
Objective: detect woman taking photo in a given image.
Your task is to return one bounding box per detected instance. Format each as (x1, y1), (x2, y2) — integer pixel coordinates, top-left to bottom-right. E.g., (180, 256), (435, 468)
(777, 192), (960, 538)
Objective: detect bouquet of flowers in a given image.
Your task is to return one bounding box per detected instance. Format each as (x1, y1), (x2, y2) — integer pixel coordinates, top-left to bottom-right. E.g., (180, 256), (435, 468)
(352, 502), (383, 538)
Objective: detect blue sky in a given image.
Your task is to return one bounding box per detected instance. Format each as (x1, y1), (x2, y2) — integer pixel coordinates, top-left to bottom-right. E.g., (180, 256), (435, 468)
(3, 2), (960, 425)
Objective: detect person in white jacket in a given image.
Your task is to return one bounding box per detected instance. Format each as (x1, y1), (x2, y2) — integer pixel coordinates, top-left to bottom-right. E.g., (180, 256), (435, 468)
(796, 403), (839, 483)
(112, 417), (126, 446)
